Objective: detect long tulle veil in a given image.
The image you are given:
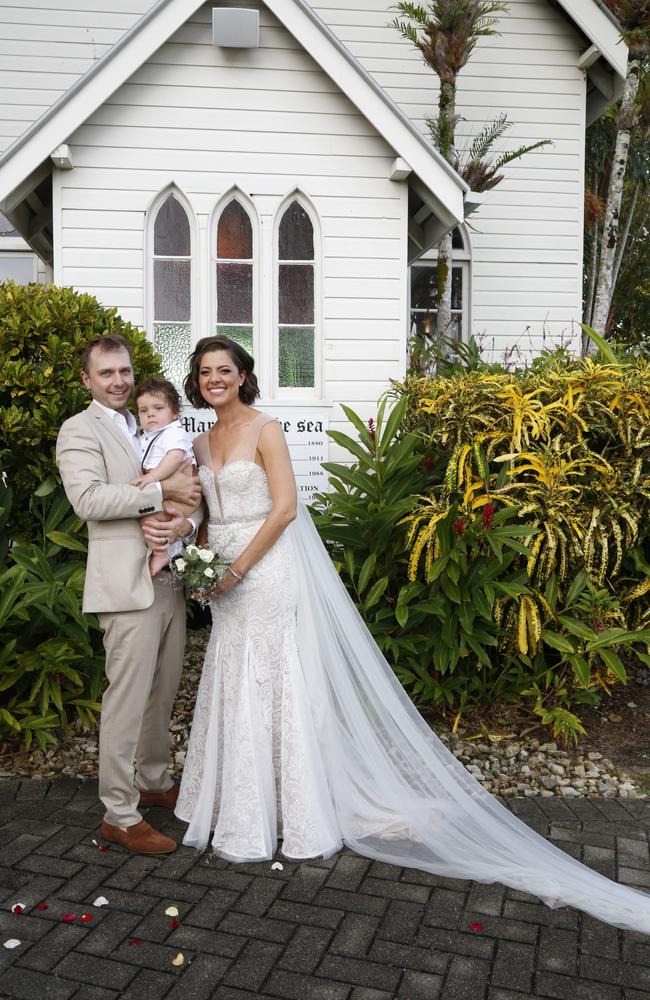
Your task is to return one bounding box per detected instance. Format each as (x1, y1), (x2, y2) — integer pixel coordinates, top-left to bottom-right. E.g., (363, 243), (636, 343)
(289, 502), (650, 934)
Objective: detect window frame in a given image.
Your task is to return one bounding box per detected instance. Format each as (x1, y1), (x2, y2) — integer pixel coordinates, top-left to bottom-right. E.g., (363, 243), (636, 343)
(273, 192), (322, 400)
(409, 225), (471, 344)
(210, 188), (260, 366)
(145, 185), (197, 388)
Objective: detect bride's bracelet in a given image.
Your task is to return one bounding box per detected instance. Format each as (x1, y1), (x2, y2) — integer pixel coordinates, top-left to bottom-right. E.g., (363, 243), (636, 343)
(226, 565), (244, 582)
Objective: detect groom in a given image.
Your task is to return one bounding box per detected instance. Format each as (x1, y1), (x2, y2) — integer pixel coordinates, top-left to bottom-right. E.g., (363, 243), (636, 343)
(56, 334), (201, 855)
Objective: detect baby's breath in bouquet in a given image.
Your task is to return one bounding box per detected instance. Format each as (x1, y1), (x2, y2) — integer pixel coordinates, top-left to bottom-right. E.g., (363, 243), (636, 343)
(172, 544), (228, 604)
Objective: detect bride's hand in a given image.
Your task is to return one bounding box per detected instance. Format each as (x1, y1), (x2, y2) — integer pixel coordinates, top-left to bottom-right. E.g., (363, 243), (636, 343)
(193, 567), (241, 601)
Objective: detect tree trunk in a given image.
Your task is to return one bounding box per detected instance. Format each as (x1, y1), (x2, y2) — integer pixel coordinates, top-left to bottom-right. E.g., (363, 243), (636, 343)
(612, 178), (640, 292)
(590, 57), (641, 341)
(436, 79), (456, 346)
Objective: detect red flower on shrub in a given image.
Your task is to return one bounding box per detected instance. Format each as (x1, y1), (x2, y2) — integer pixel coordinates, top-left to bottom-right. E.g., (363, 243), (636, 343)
(593, 621), (604, 632)
(482, 503), (496, 531)
(368, 418), (376, 441)
(454, 518), (465, 537)
(422, 457), (434, 472)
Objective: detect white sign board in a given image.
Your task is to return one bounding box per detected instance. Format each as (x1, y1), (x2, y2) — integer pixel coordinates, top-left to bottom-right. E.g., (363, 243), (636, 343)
(181, 408), (330, 498)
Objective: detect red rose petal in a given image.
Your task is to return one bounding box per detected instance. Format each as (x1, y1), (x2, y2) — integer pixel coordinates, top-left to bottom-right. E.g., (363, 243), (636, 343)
(97, 845), (109, 853)
(169, 919), (179, 930)
(36, 902), (48, 911)
(468, 921), (484, 932)
(80, 913), (93, 923)
(128, 938), (141, 947)
(62, 914), (76, 923)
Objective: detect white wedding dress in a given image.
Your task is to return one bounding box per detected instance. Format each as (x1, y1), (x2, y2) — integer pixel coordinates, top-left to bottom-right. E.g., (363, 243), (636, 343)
(176, 412), (650, 934)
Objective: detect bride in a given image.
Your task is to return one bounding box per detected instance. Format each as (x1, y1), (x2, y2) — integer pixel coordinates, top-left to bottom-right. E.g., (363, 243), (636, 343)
(174, 334), (650, 934)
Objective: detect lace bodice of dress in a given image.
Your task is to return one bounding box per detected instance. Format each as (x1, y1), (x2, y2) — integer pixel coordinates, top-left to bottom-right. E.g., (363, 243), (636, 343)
(193, 413), (274, 525)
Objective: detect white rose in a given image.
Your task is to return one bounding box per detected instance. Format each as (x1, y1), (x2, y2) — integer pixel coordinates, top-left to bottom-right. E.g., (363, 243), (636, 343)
(203, 567), (215, 578)
(198, 549), (215, 563)
(174, 558), (186, 572)
(185, 545), (199, 557)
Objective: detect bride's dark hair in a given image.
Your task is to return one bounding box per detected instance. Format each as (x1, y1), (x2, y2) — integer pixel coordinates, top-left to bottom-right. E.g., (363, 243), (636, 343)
(184, 336), (261, 408)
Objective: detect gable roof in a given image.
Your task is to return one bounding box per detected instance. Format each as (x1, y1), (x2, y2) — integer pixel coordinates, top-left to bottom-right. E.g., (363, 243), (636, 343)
(0, 0), (468, 232)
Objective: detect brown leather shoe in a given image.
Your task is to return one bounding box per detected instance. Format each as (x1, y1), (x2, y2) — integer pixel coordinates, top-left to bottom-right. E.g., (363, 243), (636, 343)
(138, 784), (179, 810)
(99, 819), (176, 855)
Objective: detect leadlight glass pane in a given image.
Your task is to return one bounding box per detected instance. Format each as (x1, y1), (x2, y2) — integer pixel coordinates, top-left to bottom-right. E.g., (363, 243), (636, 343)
(217, 263), (252, 323)
(217, 324), (253, 357)
(217, 201), (253, 259)
(279, 325), (314, 387)
(411, 312), (461, 341)
(279, 201), (314, 261)
(154, 195), (191, 256)
(411, 265), (462, 311)
(154, 259), (191, 321)
(279, 264), (314, 324)
(153, 322), (191, 391)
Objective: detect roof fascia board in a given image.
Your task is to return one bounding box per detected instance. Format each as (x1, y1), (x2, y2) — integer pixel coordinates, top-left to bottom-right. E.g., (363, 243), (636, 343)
(0, 0), (191, 203)
(556, 0), (627, 80)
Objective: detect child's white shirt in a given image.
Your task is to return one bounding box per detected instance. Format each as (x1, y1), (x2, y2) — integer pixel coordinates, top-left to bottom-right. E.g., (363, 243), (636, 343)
(140, 419), (195, 471)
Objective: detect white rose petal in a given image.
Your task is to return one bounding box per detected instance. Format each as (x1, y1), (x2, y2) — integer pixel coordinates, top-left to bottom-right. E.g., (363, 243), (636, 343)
(174, 559), (186, 572)
(93, 896), (109, 908)
(198, 550), (214, 563)
(3, 940), (21, 950)
(203, 567), (215, 578)
(271, 862), (284, 871)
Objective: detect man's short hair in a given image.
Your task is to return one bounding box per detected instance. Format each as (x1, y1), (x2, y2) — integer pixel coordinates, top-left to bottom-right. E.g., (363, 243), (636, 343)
(81, 335), (132, 373)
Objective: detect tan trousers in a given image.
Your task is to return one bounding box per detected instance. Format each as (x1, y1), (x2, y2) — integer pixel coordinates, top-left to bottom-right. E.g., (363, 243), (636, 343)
(97, 573), (186, 826)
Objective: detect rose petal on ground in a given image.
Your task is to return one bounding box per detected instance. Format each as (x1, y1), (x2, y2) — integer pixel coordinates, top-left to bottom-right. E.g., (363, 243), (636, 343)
(62, 914), (76, 923)
(271, 862), (284, 871)
(164, 906), (179, 917)
(36, 902), (48, 911)
(171, 952), (185, 966)
(169, 919), (179, 930)
(3, 940), (21, 949)
(128, 938), (141, 947)
(97, 845), (109, 853)
(11, 904), (25, 914)
(93, 897), (109, 908)
(79, 913), (93, 923)
(468, 921), (484, 932)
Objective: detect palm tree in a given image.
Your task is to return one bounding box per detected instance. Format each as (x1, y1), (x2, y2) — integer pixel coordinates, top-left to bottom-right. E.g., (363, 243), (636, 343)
(391, 1), (549, 348)
(590, 0), (650, 344)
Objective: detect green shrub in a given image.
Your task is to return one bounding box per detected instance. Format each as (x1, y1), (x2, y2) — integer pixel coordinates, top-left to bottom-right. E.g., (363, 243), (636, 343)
(312, 355), (650, 742)
(0, 478), (104, 749)
(0, 280), (162, 541)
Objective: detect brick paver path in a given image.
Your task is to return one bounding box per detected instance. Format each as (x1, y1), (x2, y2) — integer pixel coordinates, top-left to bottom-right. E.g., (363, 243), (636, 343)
(1, 778), (650, 999)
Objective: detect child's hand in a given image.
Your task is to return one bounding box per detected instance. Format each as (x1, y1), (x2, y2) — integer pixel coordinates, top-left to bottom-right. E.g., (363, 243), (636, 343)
(131, 472), (156, 488)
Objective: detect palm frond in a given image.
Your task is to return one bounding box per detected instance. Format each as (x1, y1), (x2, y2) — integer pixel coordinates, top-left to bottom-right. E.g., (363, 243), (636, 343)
(493, 138), (552, 170)
(467, 112), (511, 162)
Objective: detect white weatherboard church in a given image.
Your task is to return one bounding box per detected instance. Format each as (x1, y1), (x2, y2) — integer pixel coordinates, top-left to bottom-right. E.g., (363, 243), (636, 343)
(0, 0), (627, 488)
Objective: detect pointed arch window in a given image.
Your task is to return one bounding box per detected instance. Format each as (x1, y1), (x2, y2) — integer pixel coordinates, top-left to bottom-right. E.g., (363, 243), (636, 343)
(152, 192), (192, 390)
(277, 199), (316, 390)
(215, 199), (254, 356)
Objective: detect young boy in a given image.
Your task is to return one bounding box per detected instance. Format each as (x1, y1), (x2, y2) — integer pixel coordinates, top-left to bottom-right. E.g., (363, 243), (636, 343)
(133, 376), (197, 576)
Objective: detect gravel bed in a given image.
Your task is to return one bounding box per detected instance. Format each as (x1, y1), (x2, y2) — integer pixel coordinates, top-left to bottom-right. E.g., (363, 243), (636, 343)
(0, 628), (642, 799)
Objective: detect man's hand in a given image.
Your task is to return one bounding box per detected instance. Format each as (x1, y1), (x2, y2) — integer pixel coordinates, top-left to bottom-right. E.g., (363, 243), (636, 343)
(161, 460), (201, 507)
(141, 506), (193, 549)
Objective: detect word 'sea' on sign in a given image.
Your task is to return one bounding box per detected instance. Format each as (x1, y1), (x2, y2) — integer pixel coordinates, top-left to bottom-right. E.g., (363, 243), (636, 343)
(181, 410), (330, 497)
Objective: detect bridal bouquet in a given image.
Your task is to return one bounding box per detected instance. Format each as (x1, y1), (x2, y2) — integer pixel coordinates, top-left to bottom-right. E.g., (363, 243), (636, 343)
(172, 544), (228, 604)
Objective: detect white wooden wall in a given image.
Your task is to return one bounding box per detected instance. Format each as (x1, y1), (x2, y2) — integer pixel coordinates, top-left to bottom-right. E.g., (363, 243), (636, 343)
(312, 0), (587, 360)
(0, 0), (155, 156)
(56, 1), (408, 442)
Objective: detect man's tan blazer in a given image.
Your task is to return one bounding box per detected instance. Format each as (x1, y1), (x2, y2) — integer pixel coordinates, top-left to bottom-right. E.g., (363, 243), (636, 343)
(56, 401), (165, 614)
